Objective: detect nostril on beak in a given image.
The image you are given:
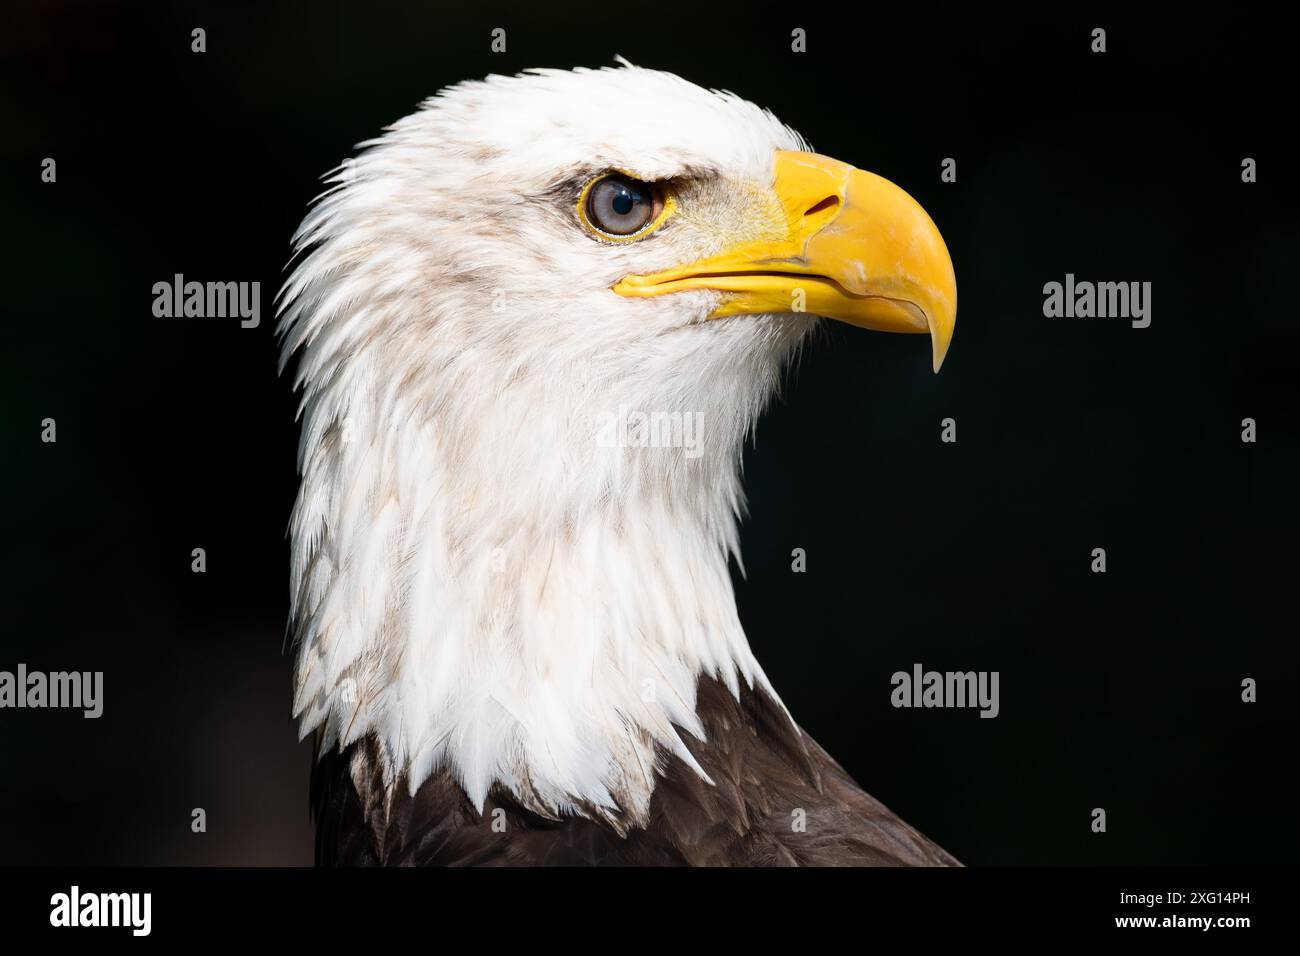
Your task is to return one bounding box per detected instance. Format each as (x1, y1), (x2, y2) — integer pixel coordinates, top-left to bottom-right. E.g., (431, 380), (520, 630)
(803, 195), (841, 219)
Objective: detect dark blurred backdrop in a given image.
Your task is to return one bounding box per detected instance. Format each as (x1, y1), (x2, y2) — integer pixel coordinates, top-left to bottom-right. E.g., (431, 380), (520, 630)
(1, 1), (1296, 865)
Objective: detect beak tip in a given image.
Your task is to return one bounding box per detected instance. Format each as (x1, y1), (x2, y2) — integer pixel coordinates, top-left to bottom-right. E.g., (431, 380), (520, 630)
(928, 316), (954, 374)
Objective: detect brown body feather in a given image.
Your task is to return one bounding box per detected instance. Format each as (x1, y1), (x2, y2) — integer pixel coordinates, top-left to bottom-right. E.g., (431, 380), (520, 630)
(311, 676), (959, 866)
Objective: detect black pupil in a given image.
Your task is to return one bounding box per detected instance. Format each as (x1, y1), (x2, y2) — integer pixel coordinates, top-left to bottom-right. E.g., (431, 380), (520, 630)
(612, 188), (635, 215)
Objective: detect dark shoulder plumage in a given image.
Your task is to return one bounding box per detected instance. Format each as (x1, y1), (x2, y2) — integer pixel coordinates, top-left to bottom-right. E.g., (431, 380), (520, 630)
(311, 675), (959, 866)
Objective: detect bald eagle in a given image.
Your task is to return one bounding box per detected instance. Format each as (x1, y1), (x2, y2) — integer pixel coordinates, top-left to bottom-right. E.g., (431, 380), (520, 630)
(279, 63), (958, 866)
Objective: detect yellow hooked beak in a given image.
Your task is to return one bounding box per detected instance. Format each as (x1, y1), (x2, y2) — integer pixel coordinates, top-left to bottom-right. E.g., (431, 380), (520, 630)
(613, 151), (957, 372)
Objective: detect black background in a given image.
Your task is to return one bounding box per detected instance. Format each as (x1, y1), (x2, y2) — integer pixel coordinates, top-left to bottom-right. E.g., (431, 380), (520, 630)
(2, 1), (1296, 866)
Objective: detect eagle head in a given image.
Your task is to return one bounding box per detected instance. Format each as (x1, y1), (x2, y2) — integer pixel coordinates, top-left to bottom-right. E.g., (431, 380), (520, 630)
(278, 62), (956, 825)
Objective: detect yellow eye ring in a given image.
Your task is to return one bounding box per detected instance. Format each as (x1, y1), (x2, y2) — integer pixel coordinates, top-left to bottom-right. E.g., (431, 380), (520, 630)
(578, 172), (675, 242)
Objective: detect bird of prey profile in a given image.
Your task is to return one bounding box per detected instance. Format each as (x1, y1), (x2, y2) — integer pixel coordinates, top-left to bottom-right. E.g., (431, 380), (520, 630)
(278, 62), (958, 866)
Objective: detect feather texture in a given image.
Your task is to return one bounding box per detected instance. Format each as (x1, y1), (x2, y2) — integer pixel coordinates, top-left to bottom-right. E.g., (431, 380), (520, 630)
(312, 676), (959, 866)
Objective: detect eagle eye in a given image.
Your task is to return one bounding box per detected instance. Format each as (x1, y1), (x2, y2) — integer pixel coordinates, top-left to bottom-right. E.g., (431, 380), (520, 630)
(580, 173), (668, 240)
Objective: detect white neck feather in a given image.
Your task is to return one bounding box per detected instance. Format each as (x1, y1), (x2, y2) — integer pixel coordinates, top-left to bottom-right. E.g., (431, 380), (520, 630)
(286, 303), (813, 824)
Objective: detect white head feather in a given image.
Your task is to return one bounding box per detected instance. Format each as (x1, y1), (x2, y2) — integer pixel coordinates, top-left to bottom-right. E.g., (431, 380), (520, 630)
(278, 63), (817, 824)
